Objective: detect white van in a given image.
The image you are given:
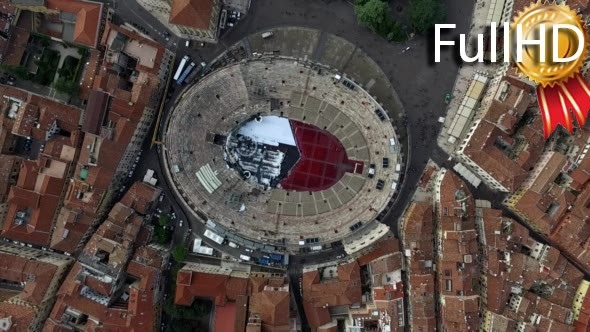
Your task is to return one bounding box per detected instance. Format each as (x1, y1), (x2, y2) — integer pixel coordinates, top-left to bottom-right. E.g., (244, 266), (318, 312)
(262, 31), (273, 39)
(228, 241), (239, 248)
(185, 40), (190, 47)
(239, 254), (251, 261)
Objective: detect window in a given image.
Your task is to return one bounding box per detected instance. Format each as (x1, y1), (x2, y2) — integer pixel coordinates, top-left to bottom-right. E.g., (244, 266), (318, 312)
(445, 279), (452, 291)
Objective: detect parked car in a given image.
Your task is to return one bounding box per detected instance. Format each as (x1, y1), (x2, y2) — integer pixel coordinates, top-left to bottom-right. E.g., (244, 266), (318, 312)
(376, 179), (385, 190)
(368, 164), (376, 179)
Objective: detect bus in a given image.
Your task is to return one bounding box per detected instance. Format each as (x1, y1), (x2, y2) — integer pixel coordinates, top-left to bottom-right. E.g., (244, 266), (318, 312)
(176, 62), (195, 85)
(173, 55), (190, 81)
(204, 229), (224, 245)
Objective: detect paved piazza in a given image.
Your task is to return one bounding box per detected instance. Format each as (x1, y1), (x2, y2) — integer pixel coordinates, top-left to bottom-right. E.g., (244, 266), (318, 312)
(164, 58), (401, 246)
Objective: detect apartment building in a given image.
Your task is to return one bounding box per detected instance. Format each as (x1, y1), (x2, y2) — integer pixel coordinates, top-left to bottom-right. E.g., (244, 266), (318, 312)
(45, 181), (166, 330)
(54, 22), (172, 253)
(455, 77), (543, 192)
(0, 242), (73, 331)
(175, 262), (292, 331)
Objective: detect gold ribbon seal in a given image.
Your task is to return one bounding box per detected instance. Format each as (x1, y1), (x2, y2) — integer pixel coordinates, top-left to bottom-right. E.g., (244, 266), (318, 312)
(511, 1), (589, 87)
(510, 1), (590, 138)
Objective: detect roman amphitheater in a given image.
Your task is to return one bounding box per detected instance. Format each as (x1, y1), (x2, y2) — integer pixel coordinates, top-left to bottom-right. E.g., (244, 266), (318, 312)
(164, 57), (402, 251)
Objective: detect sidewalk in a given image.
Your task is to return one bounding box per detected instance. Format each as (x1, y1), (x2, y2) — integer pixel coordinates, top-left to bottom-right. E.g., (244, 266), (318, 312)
(436, 0), (504, 155)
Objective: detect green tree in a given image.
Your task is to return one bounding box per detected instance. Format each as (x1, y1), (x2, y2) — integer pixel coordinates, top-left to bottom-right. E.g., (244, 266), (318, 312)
(409, 0), (446, 34)
(355, 0), (405, 41)
(154, 227), (171, 244)
(355, 0), (391, 36)
(159, 214), (171, 227)
(53, 77), (80, 96)
(172, 245), (189, 262)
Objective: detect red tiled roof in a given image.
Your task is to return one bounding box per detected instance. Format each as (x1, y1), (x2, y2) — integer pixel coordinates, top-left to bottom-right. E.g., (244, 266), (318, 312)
(303, 302), (331, 329)
(46, 0), (102, 47)
(119, 182), (160, 215)
(302, 261), (361, 328)
(0, 251), (60, 306)
(2, 153), (72, 246)
(249, 290), (290, 329)
(357, 237), (400, 266)
(175, 270), (231, 306)
(169, 0), (214, 29)
(441, 296), (480, 331)
(214, 302), (236, 332)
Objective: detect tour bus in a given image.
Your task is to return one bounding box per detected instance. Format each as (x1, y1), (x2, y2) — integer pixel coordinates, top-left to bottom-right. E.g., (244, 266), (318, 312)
(176, 62), (195, 85)
(204, 229), (224, 245)
(173, 55), (190, 81)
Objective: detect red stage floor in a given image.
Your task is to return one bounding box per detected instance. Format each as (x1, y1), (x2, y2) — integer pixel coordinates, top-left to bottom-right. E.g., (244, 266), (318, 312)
(280, 121), (363, 191)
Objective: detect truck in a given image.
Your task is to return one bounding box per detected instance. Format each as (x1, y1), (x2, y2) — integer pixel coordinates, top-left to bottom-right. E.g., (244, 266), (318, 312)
(270, 253), (283, 262)
(259, 257), (271, 266)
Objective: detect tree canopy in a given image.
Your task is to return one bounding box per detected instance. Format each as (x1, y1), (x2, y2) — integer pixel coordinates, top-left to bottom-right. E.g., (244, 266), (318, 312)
(172, 245), (189, 262)
(409, 0), (446, 34)
(53, 78), (80, 96)
(355, 0), (405, 41)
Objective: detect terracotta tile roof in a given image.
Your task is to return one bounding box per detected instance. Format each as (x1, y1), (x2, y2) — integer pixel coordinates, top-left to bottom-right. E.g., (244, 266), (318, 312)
(0, 252), (59, 305)
(373, 282), (404, 302)
(463, 122), (529, 191)
(249, 289), (290, 328)
(79, 49), (101, 99)
(174, 270), (232, 306)
(50, 207), (94, 252)
(45, 0), (102, 47)
(303, 302), (331, 330)
(408, 274), (436, 331)
(302, 261), (361, 328)
(119, 182), (161, 215)
(214, 301), (236, 332)
(83, 90), (110, 135)
(2, 153), (72, 246)
(441, 296), (480, 331)
(461, 77), (545, 192)
(438, 170), (476, 231)
(1, 23), (30, 66)
(169, 0), (214, 29)
(357, 237), (399, 266)
(403, 202), (434, 274)
(47, 250), (161, 331)
(0, 302), (36, 331)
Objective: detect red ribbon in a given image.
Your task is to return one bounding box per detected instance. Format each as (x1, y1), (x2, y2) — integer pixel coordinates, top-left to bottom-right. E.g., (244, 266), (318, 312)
(537, 73), (590, 138)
